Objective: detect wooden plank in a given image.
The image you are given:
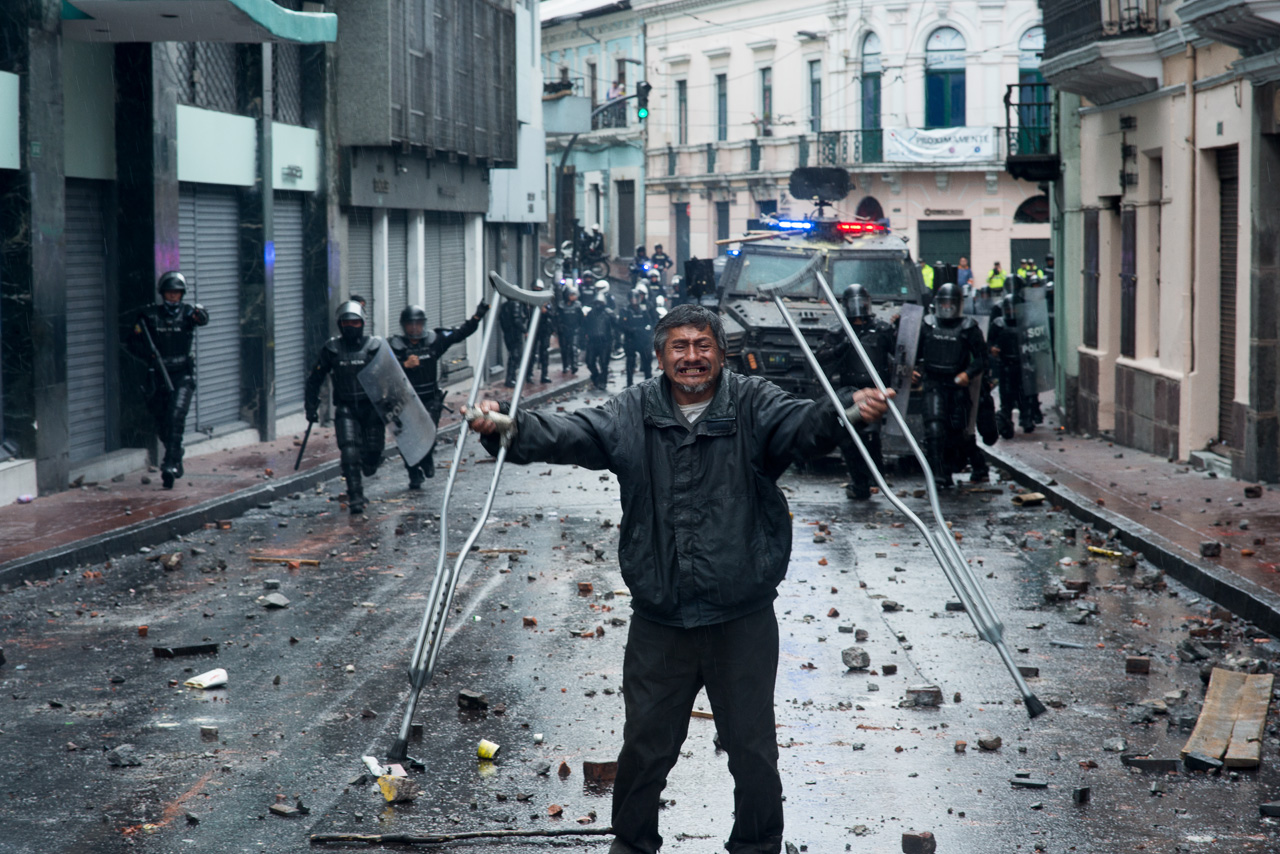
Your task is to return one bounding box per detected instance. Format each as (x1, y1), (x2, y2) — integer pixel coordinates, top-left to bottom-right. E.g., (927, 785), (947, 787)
(1224, 673), (1274, 768)
(1182, 667), (1248, 760)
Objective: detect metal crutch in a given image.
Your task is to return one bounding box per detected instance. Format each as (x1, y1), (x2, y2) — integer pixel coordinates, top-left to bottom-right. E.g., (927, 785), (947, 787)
(388, 273), (555, 763)
(758, 266), (1046, 719)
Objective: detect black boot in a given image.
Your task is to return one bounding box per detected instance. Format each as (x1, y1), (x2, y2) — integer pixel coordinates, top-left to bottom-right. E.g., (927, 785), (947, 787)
(424, 450), (435, 478)
(408, 467), (425, 490)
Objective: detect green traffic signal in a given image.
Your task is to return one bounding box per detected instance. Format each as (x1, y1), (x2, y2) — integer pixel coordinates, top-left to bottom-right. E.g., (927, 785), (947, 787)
(637, 106), (649, 120)
(636, 80), (651, 122)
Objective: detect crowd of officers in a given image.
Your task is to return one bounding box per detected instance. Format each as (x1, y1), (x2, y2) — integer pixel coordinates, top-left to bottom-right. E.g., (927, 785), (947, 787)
(127, 254), (1041, 512)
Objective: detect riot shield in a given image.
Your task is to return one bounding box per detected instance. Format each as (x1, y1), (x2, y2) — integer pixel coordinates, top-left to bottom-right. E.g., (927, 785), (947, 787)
(884, 302), (924, 451)
(358, 341), (437, 468)
(1018, 289), (1055, 394)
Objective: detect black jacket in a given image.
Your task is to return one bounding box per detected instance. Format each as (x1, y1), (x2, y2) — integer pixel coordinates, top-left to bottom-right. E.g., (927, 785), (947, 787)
(129, 302), (209, 374)
(305, 335), (382, 412)
(815, 318), (895, 389)
(483, 371), (847, 628)
(388, 313), (482, 397)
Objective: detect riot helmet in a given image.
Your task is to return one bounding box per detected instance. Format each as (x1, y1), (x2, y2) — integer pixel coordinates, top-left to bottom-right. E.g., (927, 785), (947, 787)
(581, 271), (597, 287)
(591, 223), (601, 233)
(158, 271), (187, 297)
(595, 291), (608, 305)
(400, 304), (427, 338)
(634, 283), (649, 298)
(337, 300), (366, 343)
(933, 283), (963, 324)
(634, 245), (647, 256)
(564, 285), (579, 300)
(841, 284), (873, 322)
(1000, 294), (1017, 326)
(532, 279), (546, 291)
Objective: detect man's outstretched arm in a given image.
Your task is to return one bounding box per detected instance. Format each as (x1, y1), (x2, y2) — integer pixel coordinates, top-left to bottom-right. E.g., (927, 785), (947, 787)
(468, 399), (616, 471)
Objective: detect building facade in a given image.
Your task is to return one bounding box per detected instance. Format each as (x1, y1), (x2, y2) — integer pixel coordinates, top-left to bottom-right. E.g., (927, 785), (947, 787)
(639, 0), (1050, 278)
(541, 0), (646, 268)
(1041, 0), (1280, 481)
(0, 0), (542, 503)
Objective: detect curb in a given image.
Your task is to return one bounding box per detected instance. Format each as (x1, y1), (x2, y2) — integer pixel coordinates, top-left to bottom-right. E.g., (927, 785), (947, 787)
(982, 443), (1280, 639)
(0, 377), (593, 589)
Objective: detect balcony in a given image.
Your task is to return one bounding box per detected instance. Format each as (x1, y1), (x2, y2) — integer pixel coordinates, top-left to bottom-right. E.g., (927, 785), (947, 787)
(1180, 0), (1280, 55)
(1040, 0), (1162, 105)
(1004, 82), (1060, 182)
(816, 127), (1003, 169)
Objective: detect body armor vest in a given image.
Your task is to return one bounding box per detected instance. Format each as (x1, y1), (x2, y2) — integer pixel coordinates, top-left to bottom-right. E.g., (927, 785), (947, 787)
(388, 332), (440, 396)
(326, 336), (382, 405)
(140, 305), (200, 373)
(920, 316), (972, 375)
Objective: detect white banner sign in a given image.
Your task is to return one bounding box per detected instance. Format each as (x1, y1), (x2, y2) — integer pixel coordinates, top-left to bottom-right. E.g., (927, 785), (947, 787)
(884, 127), (997, 164)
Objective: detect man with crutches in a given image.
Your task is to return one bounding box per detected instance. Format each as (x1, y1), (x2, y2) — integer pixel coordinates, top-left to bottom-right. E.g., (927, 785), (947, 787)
(467, 303), (892, 854)
(816, 283), (895, 500)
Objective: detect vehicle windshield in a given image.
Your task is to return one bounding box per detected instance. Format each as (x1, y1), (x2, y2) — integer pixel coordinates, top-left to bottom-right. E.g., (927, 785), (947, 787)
(730, 252), (819, 298)
(830, 257), (916, 299)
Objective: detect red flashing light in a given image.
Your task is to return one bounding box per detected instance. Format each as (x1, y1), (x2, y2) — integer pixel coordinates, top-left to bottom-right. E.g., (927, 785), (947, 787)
(835, 221), (886, 235)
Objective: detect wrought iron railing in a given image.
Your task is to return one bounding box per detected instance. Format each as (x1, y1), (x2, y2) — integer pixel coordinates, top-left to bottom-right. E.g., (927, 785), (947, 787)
(1004, 82), (1055, 157)
(1043, 0), (1158, 59)
(817, 130), (884, 165)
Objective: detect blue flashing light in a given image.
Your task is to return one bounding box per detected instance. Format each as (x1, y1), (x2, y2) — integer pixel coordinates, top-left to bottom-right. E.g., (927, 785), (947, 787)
(775, 220), (814, 230)
(728, 249), (740, 256)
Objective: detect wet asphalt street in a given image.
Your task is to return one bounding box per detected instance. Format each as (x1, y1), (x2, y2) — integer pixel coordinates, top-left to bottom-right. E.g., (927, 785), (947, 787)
(4, 382), (1280, 854)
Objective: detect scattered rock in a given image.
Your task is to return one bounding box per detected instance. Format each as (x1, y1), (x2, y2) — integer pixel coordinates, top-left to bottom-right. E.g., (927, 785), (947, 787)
(1102, 737), (1127, 753)
(558, 761), (571, 778)
(200, 725), (219, 742)
(583, 760), (618, 785)
(901, 830), (937, 854)
(977, 733), (1002, 751)
(457, 689), (489, 710)
(1183, 751), (1223, 773)
(1260, 802), (1280, 817)
(263, 579), (281, 590)
(1200, 541), (1222, 558)
(260, 593), (290, 609)
(106, 745), (142, 766)
(377, 775), (419, 803)
(1125, 656), (1151, 674)
(1017, 666), (1039, 678)
(905, 685), (943, 707)
(881, 600), (902, 612)
(1072, 787), (1091, 804)
(882, 664), (898, 676)
(841, 647), (870, 670)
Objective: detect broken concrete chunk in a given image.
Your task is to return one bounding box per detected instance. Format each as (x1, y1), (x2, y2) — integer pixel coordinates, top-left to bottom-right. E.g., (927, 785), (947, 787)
(1009, 777), (1048, 789)
(153, 643), (219, 658)
(945, 601), (966, 612)
(881, 600), (902, 612)
(854, 629), (869, 642)
(260, 593), (290, 609)
(1102, 737), (1128, 753)
(1017, 666), (1039, 678)
(200, 725), (219, 742)
(1121, 754), (1180, 773)
(977, 733), (1002, 751)
(901, 830), (937, 854)
(1125, 656), (1151, 674)
(457, 689), (489, 710)
(1072, 786), (1091, 804)
(106, 744), (142, 767)
(583, 760), (618, 785)
(269, 803), (300, 817)
(377, 775), (419, 803)
(841, 647), (871, 671)
(882, 664), (898, 676)
(906, 685), (943, 707)
(1183, 751), (1224, 773)
(263, 579), (281, 590)
(1200, 541), (1222, 558)
(1260, 802), (1280, 817)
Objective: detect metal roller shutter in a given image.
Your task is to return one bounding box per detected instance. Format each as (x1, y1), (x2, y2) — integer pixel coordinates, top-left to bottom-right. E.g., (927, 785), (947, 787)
(65, 179), (110, 463)
(347, 209), (374, 334)
(387, 209), (409, 333)
(423, 211), (470, 381)
(273, 194), (306, 413)
(179, 184), (243, 432)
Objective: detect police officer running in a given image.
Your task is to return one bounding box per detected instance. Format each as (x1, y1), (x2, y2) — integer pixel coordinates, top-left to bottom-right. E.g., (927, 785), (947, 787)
(388, 300), (489, 489)
(816, 284), (896, 500)
(913, 283), (987, 489)
(128, 271), (209, 489)
(304, 301), (385, 515)
(584, 290), (615, 390)
(621, 286), (655, 387)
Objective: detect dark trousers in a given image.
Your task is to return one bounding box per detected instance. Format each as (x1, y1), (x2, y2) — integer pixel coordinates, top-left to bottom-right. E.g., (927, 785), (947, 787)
(838, 423), (881, 494)
(535, 331), (551, 379)
(558, 326), (579, 371)
(402, 392), (443, 483)
(611, 608), (783, 854)
(624, 336), (652, 386)
(922, 378), (970, 483)
(503, 333), (530, 384)
(148, 369), (196, 471)
(586, 337), (611, 388)
(334, 401), (385, 501)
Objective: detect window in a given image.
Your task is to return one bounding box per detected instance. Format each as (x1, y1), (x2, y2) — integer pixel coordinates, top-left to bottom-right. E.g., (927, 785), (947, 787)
(559, 66), (569, 82)
(716, 74), (728, 141)
(760, 67), (773, 131)
(758, 200), (777, 218)
(860, 34), (882, 160)
(716, 201), (731, 253)
(925, 27), (965, 129)
(1014, 195), (1050, 224)
(1017, 27), (1050, 154)
(586, 60), (598, 106)
(616, 57), (628, 92)
(855, 196), (884, 221)
(809, 60), (822, 132)
(677, 79), (688, 144)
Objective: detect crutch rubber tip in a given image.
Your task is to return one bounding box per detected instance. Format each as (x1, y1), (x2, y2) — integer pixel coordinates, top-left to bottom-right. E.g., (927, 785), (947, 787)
(387, 738), (409, 764)
(1024, 694), (1048, 719)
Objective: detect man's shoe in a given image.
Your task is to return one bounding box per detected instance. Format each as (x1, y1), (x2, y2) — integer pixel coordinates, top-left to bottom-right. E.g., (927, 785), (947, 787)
(161, 468), (175, 490)
(504, 379), (516, 388)
(349, 495), (366, 514)
(362, 463), (379, 477)
(970, 467), (989, 483)
(846, 483), (872, 500)
(408, 471), (425, 490)
(541, 375), (551, 384)
(934, 473), (954, 489)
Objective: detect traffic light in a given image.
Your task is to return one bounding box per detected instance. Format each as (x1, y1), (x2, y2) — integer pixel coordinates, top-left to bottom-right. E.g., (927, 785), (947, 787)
(636, 81), (651, 121)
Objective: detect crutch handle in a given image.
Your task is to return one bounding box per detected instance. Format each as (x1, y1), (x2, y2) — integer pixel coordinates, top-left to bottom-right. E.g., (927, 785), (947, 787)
(489, 272), (555, 306)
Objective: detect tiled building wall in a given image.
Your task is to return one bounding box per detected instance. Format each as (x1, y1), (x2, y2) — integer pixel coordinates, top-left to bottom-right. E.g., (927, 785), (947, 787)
(1114, 363), (1179, 458)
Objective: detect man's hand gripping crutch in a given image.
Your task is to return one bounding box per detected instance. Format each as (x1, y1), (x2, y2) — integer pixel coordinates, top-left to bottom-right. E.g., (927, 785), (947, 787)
(758, 255), (1047, 719)
(387, 272), (555, 764)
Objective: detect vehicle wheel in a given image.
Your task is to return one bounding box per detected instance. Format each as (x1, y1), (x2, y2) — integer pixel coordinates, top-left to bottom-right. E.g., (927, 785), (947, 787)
(589, 259), (610, 279)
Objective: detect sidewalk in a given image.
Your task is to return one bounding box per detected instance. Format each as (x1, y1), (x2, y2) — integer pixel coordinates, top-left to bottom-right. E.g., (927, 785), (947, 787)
(983, 404), (1280, 637)
(0, 368), (593, 585)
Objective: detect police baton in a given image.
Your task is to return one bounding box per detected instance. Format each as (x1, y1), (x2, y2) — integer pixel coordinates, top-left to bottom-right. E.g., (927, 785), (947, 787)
(294, 420), (314, 471)
(139, 320), (174, 392)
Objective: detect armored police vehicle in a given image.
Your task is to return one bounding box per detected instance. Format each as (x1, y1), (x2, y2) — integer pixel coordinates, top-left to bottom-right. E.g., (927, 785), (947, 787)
(717, 168), (925, 398)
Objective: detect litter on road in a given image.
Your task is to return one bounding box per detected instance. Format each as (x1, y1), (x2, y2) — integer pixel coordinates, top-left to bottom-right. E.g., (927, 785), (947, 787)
(183, 668), (227, 689)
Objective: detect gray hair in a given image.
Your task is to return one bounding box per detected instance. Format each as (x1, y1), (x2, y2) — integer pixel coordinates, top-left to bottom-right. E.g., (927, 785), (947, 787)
(653, 304), (727, 355)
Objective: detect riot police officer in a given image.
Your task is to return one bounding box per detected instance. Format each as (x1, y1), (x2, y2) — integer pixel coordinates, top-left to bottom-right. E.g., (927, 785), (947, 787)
(531, 281), (555, 385)
(557, 285), (583, 374)
(128, 271), (209, 489)
(304, 301), (384, 514)
(583, 290), (615, 390)
(816, 284), (896, 500)
(388, 300), (489, 489)
(620, 286), (655, 387)
(499, 298), (532, 388)
(913, 283), (987, 489)
(989, 294), (1041, 437)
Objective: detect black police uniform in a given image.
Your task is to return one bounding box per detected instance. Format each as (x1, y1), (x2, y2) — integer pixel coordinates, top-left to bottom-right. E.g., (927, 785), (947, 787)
(128, 301), (209, 486)
(620, 299), (655, 386)
(583, 300), (614, 390)
(499, 300), (532, 386)
(388, 311), (484, 487)
(916, 315), (987, 487)
(816, 318), (895, 499)
(989, 314), (1041, 436)
(305, 333), (385, 513)
(557, 295), (583, 373)
(533, 300), (555, 383)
